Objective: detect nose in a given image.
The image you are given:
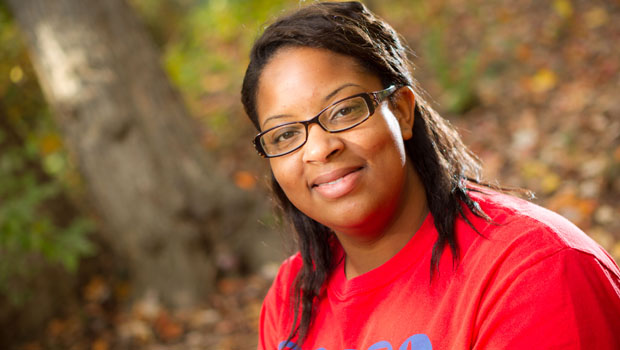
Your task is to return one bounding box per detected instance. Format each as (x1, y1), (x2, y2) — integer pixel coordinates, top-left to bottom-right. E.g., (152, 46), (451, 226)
(302, 123), (344, 163)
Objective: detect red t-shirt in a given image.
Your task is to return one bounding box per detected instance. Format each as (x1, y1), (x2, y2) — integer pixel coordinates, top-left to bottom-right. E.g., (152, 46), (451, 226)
(258, 190), (620, 349)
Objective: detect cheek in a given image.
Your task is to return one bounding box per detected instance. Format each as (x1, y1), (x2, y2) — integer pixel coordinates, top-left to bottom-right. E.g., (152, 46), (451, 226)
(370, 107), (408, 166)
(270, 157), (303, 195)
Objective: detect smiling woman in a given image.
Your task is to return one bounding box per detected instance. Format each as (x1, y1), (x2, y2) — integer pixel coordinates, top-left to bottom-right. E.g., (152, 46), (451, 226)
(241, 2), (620, 350)
(257, 47), (422, 240)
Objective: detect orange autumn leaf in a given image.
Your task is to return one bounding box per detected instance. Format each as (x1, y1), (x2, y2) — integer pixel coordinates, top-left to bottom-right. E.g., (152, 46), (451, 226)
(613, 146), (620, 162)
(515, 44), (531, 62)
(91, 338), (109, 350)
(546, 190), (596, 229)
(83, 276), (110, 303)
(154, 312), (183, 342)
(234, 170), (257, 190)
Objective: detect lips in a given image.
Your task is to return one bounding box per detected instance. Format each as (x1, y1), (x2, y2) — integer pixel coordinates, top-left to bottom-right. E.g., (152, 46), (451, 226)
(311, 166), (363, 199)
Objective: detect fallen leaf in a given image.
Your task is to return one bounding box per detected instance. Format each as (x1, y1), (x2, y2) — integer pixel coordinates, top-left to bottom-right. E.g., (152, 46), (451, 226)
(217, 277), (244, 295)
(515, 44), (531, 62)
(84, 276), (110, 303)
(189, 309), (221, 328)
(585, 7), (608, 29)
(133, 291), (162, 321)
(154, 311), (184, 342)
(546, 189), (596, 228)
(594, 205), (616, 225)
(541, 173), (561, 194)
(118, 319), (153, 343)
(234, 170), (257, 190)
(553, 0), (573, 19)
(529, 68), (557, 94)
(91, 338), (109, 350)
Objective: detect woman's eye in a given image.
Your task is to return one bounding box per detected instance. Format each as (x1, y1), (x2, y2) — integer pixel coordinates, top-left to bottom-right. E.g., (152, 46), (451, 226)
(273, 129), (300, 144)
(334, 107), (354, 118)
(328, 99), (365, 123)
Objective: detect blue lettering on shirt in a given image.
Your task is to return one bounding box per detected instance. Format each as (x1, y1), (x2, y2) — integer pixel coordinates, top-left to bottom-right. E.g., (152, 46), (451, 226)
(277, 334), (432, 350)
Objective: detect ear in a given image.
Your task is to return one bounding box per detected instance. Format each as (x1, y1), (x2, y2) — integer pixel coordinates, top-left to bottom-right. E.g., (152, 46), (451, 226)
(391, 86), (416, 140)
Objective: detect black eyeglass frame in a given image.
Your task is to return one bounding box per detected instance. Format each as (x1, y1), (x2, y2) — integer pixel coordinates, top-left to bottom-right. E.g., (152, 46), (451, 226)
(253, 85), (399, 158)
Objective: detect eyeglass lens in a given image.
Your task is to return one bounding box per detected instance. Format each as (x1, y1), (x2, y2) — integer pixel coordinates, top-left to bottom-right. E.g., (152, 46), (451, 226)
(260, 96), (370, 156)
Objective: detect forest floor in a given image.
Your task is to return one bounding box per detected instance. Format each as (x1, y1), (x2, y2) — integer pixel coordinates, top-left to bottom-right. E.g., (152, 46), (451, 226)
(15, 272), (272, 350)
(14, 0), (620, 349)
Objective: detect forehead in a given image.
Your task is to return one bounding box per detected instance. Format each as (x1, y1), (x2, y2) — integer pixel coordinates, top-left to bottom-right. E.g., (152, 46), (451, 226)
(256, 47), (380, 126)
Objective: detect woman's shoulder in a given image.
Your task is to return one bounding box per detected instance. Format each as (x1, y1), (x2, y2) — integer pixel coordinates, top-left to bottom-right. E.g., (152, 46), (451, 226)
(265, 252), (303, 302)
(463, 187), (619, 276)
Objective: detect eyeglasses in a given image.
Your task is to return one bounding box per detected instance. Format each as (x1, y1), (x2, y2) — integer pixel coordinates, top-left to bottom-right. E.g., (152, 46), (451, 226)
(253, 85), (399, 158)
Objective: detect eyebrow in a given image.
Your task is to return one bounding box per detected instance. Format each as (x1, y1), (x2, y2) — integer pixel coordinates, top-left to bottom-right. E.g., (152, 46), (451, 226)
(261, 83), (362, 129)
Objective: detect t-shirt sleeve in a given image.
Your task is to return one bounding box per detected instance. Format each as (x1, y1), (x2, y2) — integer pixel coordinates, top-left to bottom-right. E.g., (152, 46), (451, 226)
(473, 248), (620, 349)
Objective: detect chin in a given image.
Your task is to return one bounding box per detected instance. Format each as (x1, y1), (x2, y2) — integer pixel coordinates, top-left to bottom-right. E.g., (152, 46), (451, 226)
(325, 206), (393, 236)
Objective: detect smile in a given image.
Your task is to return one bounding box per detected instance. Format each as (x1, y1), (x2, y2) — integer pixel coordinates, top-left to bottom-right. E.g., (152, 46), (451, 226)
(311, 167), (363, 200)
(318, 177), (346, 186)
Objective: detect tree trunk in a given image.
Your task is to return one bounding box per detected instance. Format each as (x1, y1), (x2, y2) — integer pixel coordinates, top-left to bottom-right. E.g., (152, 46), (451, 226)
(5, 0), (258, 308)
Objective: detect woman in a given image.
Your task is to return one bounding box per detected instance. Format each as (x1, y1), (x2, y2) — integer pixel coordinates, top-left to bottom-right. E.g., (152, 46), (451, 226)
(241, 2), (620, 349)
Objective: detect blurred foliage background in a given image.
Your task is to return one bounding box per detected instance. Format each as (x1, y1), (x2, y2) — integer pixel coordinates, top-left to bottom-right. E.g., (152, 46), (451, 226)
(0, 4), (94, 306)
(1, 0), (619, 349)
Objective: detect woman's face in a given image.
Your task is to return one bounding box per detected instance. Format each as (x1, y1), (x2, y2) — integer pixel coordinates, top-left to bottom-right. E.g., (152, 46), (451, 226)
(256, 47), (419, 237)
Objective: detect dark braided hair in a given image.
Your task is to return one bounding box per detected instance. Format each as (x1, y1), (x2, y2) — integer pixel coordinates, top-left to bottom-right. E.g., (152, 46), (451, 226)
(241, 1), (496, 345)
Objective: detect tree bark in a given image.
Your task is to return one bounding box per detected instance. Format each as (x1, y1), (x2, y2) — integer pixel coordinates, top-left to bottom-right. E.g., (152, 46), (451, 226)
(5, 0), (259, 308)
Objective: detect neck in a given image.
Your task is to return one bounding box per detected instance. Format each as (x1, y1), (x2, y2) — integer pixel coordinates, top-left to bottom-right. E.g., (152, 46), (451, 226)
(337, 164), (428, 280)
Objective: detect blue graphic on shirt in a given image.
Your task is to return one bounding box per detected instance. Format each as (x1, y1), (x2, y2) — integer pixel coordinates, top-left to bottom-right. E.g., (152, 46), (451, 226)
(278, 341), (301, 350)
(368, 340), (392, 350)
(398, 334), (432, 350)
(278, 334), (432, 350)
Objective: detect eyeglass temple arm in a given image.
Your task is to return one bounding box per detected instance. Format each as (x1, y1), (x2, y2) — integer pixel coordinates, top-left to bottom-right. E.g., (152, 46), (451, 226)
(371, 85), (398, 105)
